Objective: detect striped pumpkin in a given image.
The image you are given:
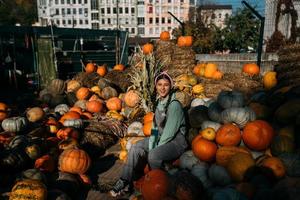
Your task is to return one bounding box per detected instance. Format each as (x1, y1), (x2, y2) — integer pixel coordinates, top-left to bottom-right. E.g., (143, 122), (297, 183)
(58, 148), (91, 174)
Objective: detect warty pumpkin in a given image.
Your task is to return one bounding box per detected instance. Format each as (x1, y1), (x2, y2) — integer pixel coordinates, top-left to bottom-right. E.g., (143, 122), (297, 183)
(2, 116), (28, 132)
(124, 90), (140, 108)
(66, 80), (81, 93)
(9, 179), (47, 200)
(26, 107), (45, 123)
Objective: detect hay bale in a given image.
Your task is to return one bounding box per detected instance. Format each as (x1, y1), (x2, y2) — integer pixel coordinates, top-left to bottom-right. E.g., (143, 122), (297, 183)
(105, 67), (133, 92)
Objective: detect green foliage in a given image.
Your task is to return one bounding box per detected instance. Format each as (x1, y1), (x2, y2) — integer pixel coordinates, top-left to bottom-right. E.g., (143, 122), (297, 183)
(172, 8), (260, 53)
(0, 0), (37, 25)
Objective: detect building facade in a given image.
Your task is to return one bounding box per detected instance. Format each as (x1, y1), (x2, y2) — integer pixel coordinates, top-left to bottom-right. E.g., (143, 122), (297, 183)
(198, 5), (232, 29)
(37, 0), (197, 37)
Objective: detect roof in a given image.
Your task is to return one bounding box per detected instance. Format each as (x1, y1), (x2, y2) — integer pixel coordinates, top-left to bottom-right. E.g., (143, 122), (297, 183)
(199, 4), (232, 10)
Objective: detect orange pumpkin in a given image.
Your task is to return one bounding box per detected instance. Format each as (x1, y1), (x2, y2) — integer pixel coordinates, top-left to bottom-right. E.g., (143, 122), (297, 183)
(263, 71), (277, 90)
(143, 112), (154, 124)
(204, 63), (218, 78)
(69, 106), (83, 115)
(192, 137), (217, 162)
(106, 97), (122, 111)
(261, 157), (286, 178)
(242, 120), (274, 151)
(86, 100), (103, 113)
(212, 70), (223, 80)
(216, 123), (241, 146)
(193, 63), (206, 76)
(124, 90), (140, 108)
(160, 31), (170, 41)
(242, 63), (260, 76)
(113, 64), (125, 71)
(76, 87), (90, 100)
(81, 111), (93, 119)
(216, 146), (251, 167)
(56, 127), (80, 140)
(58, 148), (91, 174)
(143, 121), (153, 137)
(177, 36), (193, 47)
(85, 62), (96, 73)
(34, 154), (55, 172)
(0, 111), (8, 121)
(0, 102), (8, 111)
(60, 111), (81, 123)
(142, 43), (154, 55)
(96, 65), (107, 77)
(141, 169), (169, 200)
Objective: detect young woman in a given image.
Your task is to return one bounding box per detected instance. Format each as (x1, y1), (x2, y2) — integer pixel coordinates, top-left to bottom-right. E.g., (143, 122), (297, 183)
(110, 71), (188, 197)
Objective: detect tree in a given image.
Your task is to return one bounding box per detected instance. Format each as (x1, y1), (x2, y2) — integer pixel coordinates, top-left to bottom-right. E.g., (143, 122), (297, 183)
(0, 0), (37, 25)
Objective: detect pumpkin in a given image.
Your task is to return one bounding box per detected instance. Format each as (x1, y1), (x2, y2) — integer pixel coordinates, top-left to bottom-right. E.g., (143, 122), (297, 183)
(25, 144), (41, 160)
(127, 121), (144, 136)
(60, 111), (81, 123)
(177, 36), (193, 47)
(261, 157), (286, 178)
(193, 63), (206, 76)
(192, 84), (205, 95)
(124, 90), (140, 108)
(81, 111), (93, 119)
(270, 135), (295, 156)
(113, 64), (125, 71)
(208, 164), (232, 186)
(278, 153), (300, 177)
(49, 78), (66, 95)
(190, 162), (212, 189)
(56, 127), (80, 140)
(201, 121), (221, 132)
(76, 87), (90, 100)
(26, 107), (45, 123)
(143, 112), (154, 124)
(2, 117), (28, 132)
(242, 63), (260, 76)
(90, 86), (101, 96)
(73, 100), (87, 110)
(54, 104), (70, 115)
(200, 127), (216, 141)
(66, 80), (81, 92)
(58, 148), (91, 174)
(160, 31), (170, 41)
(192, 137), (217, 162)
(85, 62), (96, 73)
(142, 43), (154, 55)
(212, 70), (223, 80)
(0, 102), (8, 111)
(216, 123), (241, 146)
(263, 71), (277, 90)
(242, 120), (274, 151)
(21, 168), (47, 183)
(141, 169), (169, 200)
(69, 106), (83, 114)
(278, 125), (295, 141)
(204, 63), (218, 78)
(208, 102), (223, 122)
(86, 100), (103, 113)
(143, 121), (152, 137)
(274, 99), (300, 125)
(179, 150), (200, 170)
(9, 179), (47, 200)
(248, 102), (272, 120)
(217, 90), (245, 109)
(105, 110), (124, 121)
(63, 119), (83, 129)
(58, 138), (78, 151)
(101, 86), (118, 100)
(226, 152), (255, 182)
(216, 146), (251, 167)
(0, 110), (8, 121)
(34, 154), (56, 172)
(96, 65), (107, 77)
(188, 105), (209, 129)
(106, 97), (122, 111)
(221, 107), (256, 128)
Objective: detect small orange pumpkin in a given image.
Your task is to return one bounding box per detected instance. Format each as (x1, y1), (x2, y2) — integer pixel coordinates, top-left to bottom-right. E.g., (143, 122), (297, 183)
(56, 127), (80, 140)
(96, 65), (107, 77)
(124, 90), (140, 108)
(212, 70), (223, 80)
(242, 63), (260, 76)
(0, 111), (8, 121)
(263, 71), (277, 90)
(86, 100), (103, 113)
(0, 102), (8, 111)
(76, 87), (90, 100)
(261, 157), (286, 178)
(85, 62), (96, 74)
(160, 31), (170, 41)
(106, 97), (122, 111)
(59, 111), (81, 124)
(177, 36), (193, 47)
(192, 137), (217, 162)
(142, 43), (154, 55)
(204, 63), (218, 78)
(193, 63), (206, 76)
(113, 64), (125, 71)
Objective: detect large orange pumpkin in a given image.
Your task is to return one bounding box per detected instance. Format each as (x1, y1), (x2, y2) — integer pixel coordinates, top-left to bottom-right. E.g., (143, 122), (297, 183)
(85, 62), (96, 73)
(242, 63), (260, 76)
(76, 87), (90, 100)
(141, 169), (169, 200)
(86, 100), (103, 113)
(242, 120), (274, 151)
(58, 148), (91, 174)
(96, 65), (107, 77)
(60, 111), (81, 123)
(142, 43), (154, 55)
(261, 157), (286, 178)
(113, 64), (125, 71)
(216, 123), (241, 146)
(106, 97), (122, 111)
(192, 137), (217, 162)
(160, 31), (170, 41)
(124, 90), (140, 108)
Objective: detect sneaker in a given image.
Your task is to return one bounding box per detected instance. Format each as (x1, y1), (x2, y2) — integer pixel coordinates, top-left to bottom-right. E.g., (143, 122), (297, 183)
(109, 179), (131, 197)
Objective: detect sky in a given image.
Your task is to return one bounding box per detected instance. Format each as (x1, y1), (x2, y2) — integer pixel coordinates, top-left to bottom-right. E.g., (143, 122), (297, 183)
(198, 0), (265, 15)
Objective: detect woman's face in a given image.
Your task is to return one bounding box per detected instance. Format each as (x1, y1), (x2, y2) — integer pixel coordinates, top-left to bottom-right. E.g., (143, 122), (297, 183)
(156, 78), (171, 98)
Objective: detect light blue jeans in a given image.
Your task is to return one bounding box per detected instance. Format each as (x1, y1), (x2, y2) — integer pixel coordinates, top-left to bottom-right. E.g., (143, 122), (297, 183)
(120, 133), (187, 182)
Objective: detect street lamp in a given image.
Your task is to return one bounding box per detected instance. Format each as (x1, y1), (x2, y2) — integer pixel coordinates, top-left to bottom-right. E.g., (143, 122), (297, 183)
(168, 11), (185, 36)
(49, 12), (58, 76)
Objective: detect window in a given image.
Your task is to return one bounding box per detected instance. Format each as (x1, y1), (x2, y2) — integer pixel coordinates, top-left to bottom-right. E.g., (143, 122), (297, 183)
(62, 8), (65, 15)
(84, 0), (87, 3)
(72, 0), (76, 4)
(149, 28), (153, 34)
(56, 9), (59, 15)
(137, 17), (144, 25)
(180, 0), (184, 3)
(62, 19), (66, 24)
(56, 20), (60, 25)
(108, 18), (111, 24)
(167, 18), (171, 23)
(102, 19), (105, 24)
(137, 1), (144, 5)
(107, 7), (111, 14)
(155, 27), (159, 34)
(162, 17), (165, 24)
(85, 20), (88, 24)
(155, 6), (159, 15)
(79, 19), (83, 24)
(149, 18), (153, 24)
(155, 17), (159, 24)
(225, 13), (229, 18)
(79, 8), (83, 14)
(91, 0), (99, 9)
(55, 0), (59, 4)
(78, 0), (81, 3)
(68, 19), (72, 24)
(73, 8), (76, 14)
(119, 7), (123, 14)
(125, 18), (129, 24)
(138, 27), (145, 34)
(73, 20), (77, 25)
(148, 6), (153, 13)
(61, 0), (64, 4)
(219, 13), (222, 18)
(67, 0), (70, 3)
(131, 7), (135, 14)
(168, 0), (171, 2)
(84, 8), (88, 14)
(92, 13), (99, 20)
(131, 28), (135, 33)
(113, 8), (117, 14)
(125, 7), (129, 14)
(92, 23), (99, 29)
(101, 8), (105, 14)
(67, 8), (71, 14)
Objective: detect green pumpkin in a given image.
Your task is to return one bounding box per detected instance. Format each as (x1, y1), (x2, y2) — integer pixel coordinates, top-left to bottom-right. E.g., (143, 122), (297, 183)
(188, 105), (209, 128)
(221, 107), (256, 128)
(217, 90), (245, 109)
(208, 164), (232, 186)
(20, 168), (47, 183)
(48, 78), (66, 95)
(25, 144), (41, 160)
(1, 117), (28, 132)
(208, 102), (224, 122)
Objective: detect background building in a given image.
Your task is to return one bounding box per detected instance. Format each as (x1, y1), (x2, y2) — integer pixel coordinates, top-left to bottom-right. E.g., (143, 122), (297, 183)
(198, 5), (232, 29)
